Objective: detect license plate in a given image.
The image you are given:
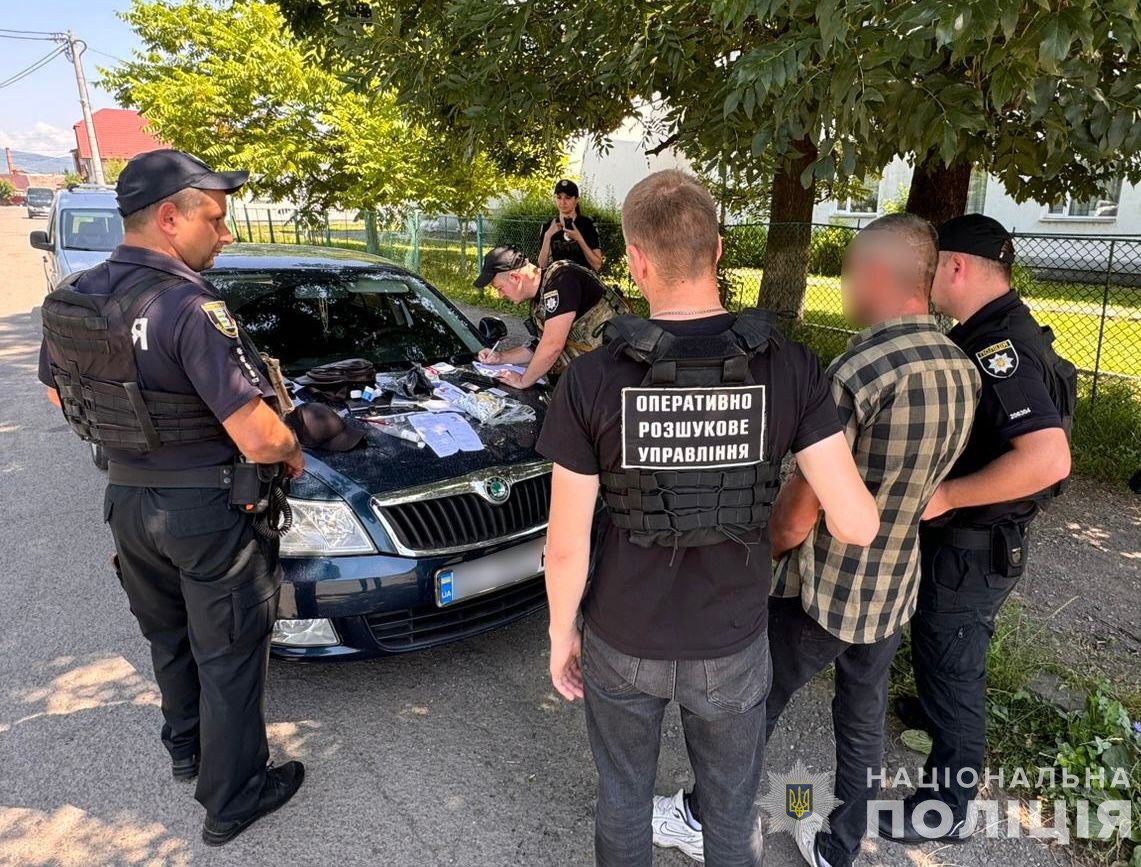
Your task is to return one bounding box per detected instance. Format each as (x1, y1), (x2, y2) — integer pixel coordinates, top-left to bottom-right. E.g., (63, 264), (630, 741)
(435, 536), (546, 606)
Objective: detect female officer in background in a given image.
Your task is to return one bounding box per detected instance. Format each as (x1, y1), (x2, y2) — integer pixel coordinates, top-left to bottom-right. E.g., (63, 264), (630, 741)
(536, 179), (603, 272)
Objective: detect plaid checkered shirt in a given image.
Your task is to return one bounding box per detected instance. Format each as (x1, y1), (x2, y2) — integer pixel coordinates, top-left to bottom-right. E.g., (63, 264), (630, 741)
(772, 315), (981, 644)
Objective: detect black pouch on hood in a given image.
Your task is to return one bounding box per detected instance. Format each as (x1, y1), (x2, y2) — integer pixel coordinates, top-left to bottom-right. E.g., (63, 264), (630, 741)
(383, 364), (434, 399)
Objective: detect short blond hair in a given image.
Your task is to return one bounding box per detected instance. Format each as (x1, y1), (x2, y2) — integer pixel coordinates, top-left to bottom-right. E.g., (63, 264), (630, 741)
(621, 170), (719, 282)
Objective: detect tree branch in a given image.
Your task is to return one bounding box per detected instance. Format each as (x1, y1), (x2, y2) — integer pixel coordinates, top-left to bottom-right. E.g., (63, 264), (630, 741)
(645, 132), (680, 156)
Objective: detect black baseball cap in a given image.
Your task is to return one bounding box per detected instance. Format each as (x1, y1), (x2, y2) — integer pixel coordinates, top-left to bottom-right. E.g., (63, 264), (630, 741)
(938, 214), (1016, 265)
(554, 179), (579, 197)
(473, 244), (528, 289)
(287, 402), (365, 452)
(116, 148), (249, 217)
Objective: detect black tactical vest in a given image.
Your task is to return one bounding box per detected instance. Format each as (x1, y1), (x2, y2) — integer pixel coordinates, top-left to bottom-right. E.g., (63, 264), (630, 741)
(599, 310), (782, 549)
(41, 263), (227, 453)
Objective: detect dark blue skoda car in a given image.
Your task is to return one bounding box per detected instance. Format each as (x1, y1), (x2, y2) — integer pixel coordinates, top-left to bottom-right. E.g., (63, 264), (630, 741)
(204, 244), (552, 660)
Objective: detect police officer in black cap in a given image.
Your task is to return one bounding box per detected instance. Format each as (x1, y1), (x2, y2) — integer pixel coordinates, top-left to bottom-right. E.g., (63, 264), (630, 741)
(38, 148), (306, 845)
(881, 214), (1076, 845)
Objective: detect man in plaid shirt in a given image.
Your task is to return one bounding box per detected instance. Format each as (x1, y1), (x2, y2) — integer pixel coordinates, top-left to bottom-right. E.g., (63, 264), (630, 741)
(766, 214), (980, 866)
(652, 214), (981, 866)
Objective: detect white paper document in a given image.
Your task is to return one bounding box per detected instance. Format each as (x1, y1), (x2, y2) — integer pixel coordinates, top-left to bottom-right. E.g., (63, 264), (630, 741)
(408, 412), (485, 457)
(473, 361), (528, 377)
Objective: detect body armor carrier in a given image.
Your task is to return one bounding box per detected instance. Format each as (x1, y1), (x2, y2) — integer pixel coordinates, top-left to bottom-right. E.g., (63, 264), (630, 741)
(41, 264), (227, 453)
(529, 261), (630, 375)
(600, 309), (782, 550)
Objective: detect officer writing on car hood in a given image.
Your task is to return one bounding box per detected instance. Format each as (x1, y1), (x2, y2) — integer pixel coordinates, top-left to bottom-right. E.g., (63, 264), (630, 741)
(881, 214), (1076, 846)
(38, 149), (306, 846)
(472, 243), (629, 388)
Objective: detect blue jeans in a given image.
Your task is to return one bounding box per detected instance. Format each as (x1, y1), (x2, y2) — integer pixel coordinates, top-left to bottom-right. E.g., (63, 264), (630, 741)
(581, 624), (771, 867)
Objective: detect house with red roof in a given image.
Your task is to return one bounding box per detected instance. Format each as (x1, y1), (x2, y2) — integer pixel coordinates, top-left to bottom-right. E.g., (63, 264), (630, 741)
(72, 108), (165, 181)
(0, 148), (31, 204)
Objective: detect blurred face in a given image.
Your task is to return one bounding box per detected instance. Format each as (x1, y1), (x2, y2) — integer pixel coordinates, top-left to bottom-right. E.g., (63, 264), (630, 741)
(163, 189), (234, 271)
(555, 192), (577, 216)
(839, 238), (884, 328)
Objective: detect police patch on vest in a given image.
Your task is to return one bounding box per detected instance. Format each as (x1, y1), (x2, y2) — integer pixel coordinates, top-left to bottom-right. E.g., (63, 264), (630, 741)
(201, 300), (238, 339)
(544, 290), (560, 313)
(621, 385), (766, 470)
(976, 339), (1019, 379)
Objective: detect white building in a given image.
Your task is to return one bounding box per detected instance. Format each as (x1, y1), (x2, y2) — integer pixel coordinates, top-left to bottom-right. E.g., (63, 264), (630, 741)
(567, 114), (691, 207)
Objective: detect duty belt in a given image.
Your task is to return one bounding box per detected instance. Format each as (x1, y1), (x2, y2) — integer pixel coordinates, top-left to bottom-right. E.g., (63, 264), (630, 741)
(922, 523), (1026, 551)
(107, 462), (235, 489)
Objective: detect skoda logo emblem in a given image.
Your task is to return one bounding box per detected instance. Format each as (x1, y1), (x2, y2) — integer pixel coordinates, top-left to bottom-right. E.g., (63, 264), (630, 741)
(482, 476), (511, 504)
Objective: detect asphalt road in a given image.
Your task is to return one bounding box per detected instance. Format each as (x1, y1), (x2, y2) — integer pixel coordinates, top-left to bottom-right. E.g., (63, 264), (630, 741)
(0, 208), (1080, 867)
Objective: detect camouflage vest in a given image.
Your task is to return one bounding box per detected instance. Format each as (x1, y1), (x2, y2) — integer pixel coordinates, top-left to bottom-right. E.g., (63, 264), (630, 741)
(529, 261), (630, 375)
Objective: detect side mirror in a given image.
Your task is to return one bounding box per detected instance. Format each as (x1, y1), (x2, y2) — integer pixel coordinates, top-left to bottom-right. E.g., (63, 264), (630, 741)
(477, 316), (509, 344)
(29, 230), (51, 252)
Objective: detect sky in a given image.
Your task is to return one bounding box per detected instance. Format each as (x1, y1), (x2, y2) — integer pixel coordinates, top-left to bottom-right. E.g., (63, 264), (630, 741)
(0, 1), (140, 156)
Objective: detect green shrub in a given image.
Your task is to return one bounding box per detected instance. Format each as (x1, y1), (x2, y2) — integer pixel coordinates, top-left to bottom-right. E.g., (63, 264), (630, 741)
(721, 224), (768, 269)
(809, 226), (853, 277)
(1071, 377), (1141, 485)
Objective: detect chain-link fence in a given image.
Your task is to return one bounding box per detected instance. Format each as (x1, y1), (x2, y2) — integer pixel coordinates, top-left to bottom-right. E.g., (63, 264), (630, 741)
(227, 205), (1140, 406)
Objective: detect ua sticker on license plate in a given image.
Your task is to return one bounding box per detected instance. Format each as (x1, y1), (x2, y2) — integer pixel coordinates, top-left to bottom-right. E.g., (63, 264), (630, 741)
(435, 536), (546, 607)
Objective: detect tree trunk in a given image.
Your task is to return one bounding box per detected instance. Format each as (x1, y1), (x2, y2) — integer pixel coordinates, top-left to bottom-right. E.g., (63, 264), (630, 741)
(759, 137), (817, 319)
(906, 152), (972, 225)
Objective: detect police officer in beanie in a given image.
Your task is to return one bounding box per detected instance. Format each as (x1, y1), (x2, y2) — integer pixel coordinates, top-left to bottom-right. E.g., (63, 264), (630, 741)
(473, 244), (629, 387)
(38, 149), (306, 846)
(537, 170), (880, 867)
(881, 214), (1076, 845)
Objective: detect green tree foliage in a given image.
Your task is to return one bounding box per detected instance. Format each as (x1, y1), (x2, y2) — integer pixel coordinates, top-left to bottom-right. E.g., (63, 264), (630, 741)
(276, 0), (1141, 312)
(0, 179), (16, 204)
(101, 0), (550, 221)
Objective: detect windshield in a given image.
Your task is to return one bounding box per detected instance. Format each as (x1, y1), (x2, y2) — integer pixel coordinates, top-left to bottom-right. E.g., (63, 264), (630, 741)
(208, 268), (484, 375)
(26, 188), (53, 204)
(61, 208), (124, 251)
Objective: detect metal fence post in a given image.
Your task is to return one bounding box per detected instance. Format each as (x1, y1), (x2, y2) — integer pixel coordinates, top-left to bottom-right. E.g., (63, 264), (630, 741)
(243, 203), (253, 243)
(324, 211), (331, 247)
(293, 211), (301, 246)
(1090, 239), (1116, 405)
(411, 211), (421, 272)
(267, 210), (276, 244)
(476, 214), (485, 270)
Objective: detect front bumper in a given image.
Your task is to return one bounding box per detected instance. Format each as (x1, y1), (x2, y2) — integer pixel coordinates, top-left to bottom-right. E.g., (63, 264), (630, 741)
(272, 536), (547, 660)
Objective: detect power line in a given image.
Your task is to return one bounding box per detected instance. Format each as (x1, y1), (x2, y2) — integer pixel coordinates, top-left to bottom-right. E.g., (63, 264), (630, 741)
(0, 44), (67, 90)
(0, 32), (60, 42)
(0, 27), (60, 36)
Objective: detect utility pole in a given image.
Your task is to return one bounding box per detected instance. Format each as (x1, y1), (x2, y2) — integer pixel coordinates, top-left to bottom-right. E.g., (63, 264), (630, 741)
(63, 30), (105, 186)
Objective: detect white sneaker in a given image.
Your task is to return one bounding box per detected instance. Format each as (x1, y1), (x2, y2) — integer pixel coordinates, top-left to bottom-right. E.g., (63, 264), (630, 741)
(651, 789), (705, 863)
(794, 817), (834, 867)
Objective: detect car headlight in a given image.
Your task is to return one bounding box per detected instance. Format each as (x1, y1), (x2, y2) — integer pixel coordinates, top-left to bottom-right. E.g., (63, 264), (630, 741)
(273, 618), (340, 647)
(279, 498), (376, 556)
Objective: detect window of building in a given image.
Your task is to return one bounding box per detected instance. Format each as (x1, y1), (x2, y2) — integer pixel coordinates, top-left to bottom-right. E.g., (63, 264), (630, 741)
(836, 177), (880, 215)
(1046, 177), (1122, 219)
(966, 169), (988, 213)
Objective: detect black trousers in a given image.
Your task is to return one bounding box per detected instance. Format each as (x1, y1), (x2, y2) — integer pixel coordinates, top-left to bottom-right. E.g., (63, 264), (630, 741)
(105, 484), (282, 823)
(691, 597), (900, 867)
(910, 527), (1023, 819)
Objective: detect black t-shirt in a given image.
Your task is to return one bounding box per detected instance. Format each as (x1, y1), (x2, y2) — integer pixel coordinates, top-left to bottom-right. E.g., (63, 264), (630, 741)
(38, 245), (275, 470)
(536, 263), (606, 323)
(942, 291), (1063, 526)
(536, 314), (842, 659)
(540, 214), (600, 270)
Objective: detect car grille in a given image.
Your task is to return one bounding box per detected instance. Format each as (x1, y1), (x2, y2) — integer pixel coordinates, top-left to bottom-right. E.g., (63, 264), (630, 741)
(375, 472), (551, 554)
(364, 576), (547, 652)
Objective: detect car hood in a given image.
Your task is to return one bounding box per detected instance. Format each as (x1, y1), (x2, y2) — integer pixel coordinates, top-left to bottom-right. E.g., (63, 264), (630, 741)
(59, 248), (113, 277)
(292, 370), (551, 500)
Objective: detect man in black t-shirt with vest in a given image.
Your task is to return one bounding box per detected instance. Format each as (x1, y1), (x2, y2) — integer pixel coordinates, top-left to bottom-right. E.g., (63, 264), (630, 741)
(537, 170), (880, 867)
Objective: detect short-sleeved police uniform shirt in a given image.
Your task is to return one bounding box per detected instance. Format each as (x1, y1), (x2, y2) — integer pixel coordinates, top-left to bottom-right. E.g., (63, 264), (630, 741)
(537, 264), (606, 322)
(537, 313), (843, 660)
(942, 291), (1062, 526)
(38, 245), (275, 470)
(539, 215), (600, 271)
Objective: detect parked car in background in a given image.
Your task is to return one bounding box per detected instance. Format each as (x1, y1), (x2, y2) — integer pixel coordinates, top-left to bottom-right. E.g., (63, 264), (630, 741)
(28, 185), (123, 288)
(25, 187), (55, 219)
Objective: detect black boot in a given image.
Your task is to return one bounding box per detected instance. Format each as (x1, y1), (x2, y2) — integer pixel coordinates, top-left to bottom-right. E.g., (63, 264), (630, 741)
(202, 761), (306, 846)
(877, 795), (972, 845)
(171, 755), (199, 782)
